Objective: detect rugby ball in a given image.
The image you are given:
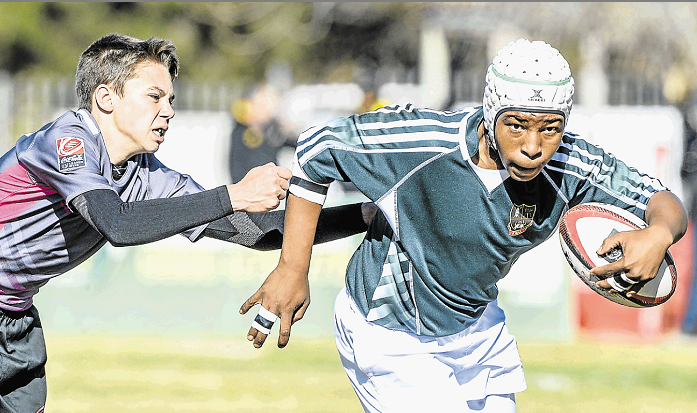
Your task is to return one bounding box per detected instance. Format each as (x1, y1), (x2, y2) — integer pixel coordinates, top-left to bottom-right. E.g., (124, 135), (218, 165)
(558, 202), (677, 308)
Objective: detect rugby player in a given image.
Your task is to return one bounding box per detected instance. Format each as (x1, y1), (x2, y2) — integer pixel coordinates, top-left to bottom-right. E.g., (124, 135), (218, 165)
(241, 38), (688, 412)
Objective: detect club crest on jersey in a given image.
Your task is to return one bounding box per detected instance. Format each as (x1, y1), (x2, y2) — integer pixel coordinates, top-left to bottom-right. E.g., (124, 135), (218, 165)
(508, 203), (536, 236)
(56, 137), (86, 171)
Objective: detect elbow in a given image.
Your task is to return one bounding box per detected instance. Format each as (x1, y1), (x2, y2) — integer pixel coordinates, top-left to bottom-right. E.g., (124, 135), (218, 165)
(246, 232), (283, 251)
(97, 223), (139, 247)
(104, 233), (135, 248)
(673, 193), (689, 240)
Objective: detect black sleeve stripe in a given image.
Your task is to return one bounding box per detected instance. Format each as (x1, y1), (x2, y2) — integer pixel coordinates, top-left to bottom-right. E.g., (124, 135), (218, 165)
(289, 176), (328, 195)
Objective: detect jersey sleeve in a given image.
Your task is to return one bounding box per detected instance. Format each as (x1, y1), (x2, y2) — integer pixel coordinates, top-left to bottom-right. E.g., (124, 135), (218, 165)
(137, 155), (219, 241)
(289, 105), (464, 205)
(141, 154), (208, 198)
(551, 133), (668, 221)
(16, 116), (113, 205)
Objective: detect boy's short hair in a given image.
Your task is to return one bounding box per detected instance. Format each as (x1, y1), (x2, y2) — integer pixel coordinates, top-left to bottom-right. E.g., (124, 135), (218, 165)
(76, 33), (179, 111)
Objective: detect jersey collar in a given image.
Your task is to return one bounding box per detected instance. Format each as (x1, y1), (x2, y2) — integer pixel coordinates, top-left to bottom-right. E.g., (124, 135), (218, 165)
(76, 109), (100, 136)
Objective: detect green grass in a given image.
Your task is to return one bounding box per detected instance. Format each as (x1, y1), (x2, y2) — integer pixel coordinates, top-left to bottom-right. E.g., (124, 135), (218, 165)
(516, 338), (697, 413)
(45, 334), (362, 413)
(44, 335), (697, 413)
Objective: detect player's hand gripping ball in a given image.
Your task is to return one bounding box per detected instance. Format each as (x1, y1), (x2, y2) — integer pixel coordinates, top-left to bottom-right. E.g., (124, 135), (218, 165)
(559, 202), (677, 308)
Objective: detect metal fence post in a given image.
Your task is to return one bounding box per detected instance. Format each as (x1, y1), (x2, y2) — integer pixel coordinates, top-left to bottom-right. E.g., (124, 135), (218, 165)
(0, 72), (13, 152)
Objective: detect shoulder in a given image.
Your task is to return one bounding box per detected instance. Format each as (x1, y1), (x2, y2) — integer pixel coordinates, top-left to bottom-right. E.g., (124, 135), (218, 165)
(556, 131), (606, 158)
(355, 103), (478, 125)
(137, 153), (166, 170)
(17, 110), (98, 154)
(15, 110), (106, 176)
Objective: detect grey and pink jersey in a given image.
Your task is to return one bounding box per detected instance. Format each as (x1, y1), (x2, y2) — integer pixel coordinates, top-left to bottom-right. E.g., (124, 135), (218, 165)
(0, 109), (206, 311)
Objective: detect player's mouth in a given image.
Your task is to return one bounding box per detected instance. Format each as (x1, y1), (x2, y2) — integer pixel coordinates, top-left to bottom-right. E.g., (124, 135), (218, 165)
(152, 128), (167, 141)
(509, 162), (540, 179)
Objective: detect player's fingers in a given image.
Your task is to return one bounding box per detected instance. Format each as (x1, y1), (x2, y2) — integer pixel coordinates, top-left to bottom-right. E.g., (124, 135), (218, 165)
(249, 306), (279, 348)
(277, 166), (293, 180)
(605, 272), (639, 293)
(277, 326), (291, 348)
(277, 313), (293, 349)
(279, 178), (289, 191)
(253, 331), (269, 348)
(595, 278), (622, 294)
(247, 326), (258, 342)
(292, 302), (309, 324)
(596, 272), (639, 295)
(590, 261), (623, 278)
(595, 229), (622, 254)
(239, 295), (261, 315)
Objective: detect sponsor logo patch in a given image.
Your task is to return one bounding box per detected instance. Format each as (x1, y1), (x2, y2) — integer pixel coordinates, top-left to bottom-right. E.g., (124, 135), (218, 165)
(56, 137), (86, 171)
(508, 203), (536, 236)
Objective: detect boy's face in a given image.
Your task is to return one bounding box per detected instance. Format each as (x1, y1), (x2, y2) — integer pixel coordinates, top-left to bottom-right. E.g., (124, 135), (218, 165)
(110, 62), (175, 155)
(494, 111), (564, 181)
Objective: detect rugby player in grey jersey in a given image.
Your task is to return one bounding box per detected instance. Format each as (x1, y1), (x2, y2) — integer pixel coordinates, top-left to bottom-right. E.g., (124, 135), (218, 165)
(0, 33), (372, 413)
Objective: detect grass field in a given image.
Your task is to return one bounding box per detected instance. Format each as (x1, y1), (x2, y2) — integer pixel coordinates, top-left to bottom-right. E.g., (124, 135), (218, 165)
(43, 334), (697, 413)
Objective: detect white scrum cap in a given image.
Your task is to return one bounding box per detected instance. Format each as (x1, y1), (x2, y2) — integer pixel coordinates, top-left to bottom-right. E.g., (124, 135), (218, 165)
(483, 38), (574, 148)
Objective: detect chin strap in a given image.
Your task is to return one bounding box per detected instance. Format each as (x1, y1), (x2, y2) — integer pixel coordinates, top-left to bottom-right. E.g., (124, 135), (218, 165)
(482, 131), (503, 167)
(484, 130), (497, 151)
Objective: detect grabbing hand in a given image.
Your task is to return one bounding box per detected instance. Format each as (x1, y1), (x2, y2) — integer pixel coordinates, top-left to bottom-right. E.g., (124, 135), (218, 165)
(227, 162), (292, 213)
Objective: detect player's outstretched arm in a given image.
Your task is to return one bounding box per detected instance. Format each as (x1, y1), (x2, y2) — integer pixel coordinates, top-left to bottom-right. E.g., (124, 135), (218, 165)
(201, 202), (375, 250)
(239, 193), (321, 348)
(226, 162), (292, 213)
(593, 190), (688, 294)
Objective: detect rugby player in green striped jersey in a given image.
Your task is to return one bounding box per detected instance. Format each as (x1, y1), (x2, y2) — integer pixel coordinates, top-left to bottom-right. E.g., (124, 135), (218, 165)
(241, 39), (687, 412)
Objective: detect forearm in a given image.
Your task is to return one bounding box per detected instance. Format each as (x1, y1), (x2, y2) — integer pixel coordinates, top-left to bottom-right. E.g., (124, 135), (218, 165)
(202, 210), (284, 250)
(278, 194), (322, 274)
(72, 187), (233, 246)
(645, 190), (688, 247)
(202, 202), (368, 251)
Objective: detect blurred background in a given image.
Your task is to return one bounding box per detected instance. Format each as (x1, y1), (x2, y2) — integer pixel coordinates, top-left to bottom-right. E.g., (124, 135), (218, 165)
(3, 2), (697, 412)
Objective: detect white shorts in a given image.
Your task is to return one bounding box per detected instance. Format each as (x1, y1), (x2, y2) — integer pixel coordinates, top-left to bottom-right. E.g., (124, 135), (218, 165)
(334, 287), (526, 413)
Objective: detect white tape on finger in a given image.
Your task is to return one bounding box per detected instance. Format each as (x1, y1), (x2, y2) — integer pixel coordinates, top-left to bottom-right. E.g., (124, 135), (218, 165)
(606, 272), (637, 293)
(606, 276), (627, 292)
(251, 306), (279, 335)
(620, 272), (639, 285)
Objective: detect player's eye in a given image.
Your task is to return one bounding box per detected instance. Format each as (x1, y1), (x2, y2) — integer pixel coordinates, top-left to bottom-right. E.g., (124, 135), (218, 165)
(543, 124), (562, 134)
(149, 94), (161, 102)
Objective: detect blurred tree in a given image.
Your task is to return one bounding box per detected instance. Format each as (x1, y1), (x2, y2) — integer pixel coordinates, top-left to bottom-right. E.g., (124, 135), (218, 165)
(1, 2), (697, 99)
(0, 2), (419, 85)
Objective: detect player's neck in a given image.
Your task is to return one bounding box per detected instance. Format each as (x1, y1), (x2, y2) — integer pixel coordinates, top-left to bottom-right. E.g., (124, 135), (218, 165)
(92, 109), (139, 165)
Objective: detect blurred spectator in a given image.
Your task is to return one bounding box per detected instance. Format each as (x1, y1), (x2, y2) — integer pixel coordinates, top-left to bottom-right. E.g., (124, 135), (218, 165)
(357, 90), (390, 113)
(228, 84), (296, 182)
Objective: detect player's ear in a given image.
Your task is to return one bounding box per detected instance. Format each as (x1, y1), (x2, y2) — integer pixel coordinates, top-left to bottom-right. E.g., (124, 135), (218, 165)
(94, 84), (115, 114)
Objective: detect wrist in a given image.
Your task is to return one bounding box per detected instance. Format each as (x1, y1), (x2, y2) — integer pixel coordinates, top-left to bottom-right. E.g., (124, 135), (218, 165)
(278, 252), (311, 276)
(226, 184), (247, 212)
(646, 224), (675, 250)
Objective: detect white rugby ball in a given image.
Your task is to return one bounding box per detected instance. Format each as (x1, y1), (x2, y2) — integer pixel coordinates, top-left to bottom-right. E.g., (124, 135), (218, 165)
(558, 202), (677, 308)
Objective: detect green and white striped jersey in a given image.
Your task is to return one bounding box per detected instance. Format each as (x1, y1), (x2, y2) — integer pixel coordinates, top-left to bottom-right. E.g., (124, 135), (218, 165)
(289, 104), (667, 337)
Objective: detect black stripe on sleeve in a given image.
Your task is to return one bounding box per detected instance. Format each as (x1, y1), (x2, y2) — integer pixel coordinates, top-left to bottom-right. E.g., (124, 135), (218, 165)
(289, 176), (328, 195)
